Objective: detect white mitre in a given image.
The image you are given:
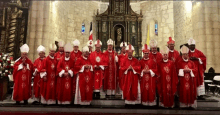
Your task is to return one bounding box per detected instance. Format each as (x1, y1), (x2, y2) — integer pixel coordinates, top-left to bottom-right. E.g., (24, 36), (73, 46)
(49, 44), (57, 51)
(20, 44), (29, 53)
(64, 43), (73, 52)
(188, 37), (196, 45)
(72, 39), (80, 46)
(95, 39), (102, 46)
(125, 45), (135, 51)
(120, 42), (128, 47)
(58, 41), (65, 47)
(87, 40), (93, 47)
(82, 46), (89, 52)
(180, 45), (189, 54)
(37, 45), (46, 53)
(149, 39), (158, 48)
(160, 46), (169, 55)
(107, 38), (114, 45)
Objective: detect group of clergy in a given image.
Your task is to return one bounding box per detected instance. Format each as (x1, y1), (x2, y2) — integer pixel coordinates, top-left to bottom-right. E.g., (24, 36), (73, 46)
(12, 36), (206, 109)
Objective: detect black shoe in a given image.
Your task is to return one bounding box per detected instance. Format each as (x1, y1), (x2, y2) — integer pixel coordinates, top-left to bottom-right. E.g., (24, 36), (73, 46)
(32, 101), (39, 105)
(24, 100), (28, 105)
(15, 101), (20, 105)
(197, 96), (206, 100)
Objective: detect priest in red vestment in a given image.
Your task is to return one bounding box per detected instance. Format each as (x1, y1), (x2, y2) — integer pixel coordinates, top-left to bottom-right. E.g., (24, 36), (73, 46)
(54, 40), (65, 61)
(89, 40), (105, 99)
(188, 38), (206, 98)
(139, 44), (157, 106)
(87, 40), (93, 54)
(167, 37), (180, 63)
(118, 42), (128, 96)
(57, 43), (74, 105)
(177, 45), (197, 108)
(121, 44), (141, 105)
(74, 46), (93, 105)
(40, 44), (58, 105)
(13, 44), (33, 105)
(70, 39), (82, 62)
(103, 39), (118, 96)
(32, 45), (46, 104)
(157, 46), (178, 108)
(149, 39), (163, 63)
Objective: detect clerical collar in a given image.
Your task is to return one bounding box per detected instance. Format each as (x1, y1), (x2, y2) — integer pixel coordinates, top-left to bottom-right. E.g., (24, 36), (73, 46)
(152, 52), (157, 54)
(190, 50), (195, 52)
(144, 58), (149, 60)
(169, 50), (174, 52)
(60, 52), (63, 54)
(123, 53), (126, 56)
(182, 57), (188, 62)
(65, 57), (70, 61)
(49, 55), (54, 59)
(83, 56), (87, 60)
(108, 50), (112, 53)
(74, 50), (78, 53)
(128, 57), (132, 60)
(163, 59), (168, 62)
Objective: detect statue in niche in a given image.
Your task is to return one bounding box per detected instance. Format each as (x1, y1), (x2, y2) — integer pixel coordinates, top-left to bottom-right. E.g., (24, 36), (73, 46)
(102, 22), (107, 32)
(117, 28), (122, 43)
(132, 25), (135, 33)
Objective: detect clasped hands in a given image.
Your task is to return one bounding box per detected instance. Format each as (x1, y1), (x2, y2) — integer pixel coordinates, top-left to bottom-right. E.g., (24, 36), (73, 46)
(85, 64), (91, 69)
(183, 68), (191, 73)
(143, 69), (150, 74)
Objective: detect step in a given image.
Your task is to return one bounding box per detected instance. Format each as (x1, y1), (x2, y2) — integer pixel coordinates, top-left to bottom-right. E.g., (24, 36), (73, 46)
(91, 99), (125, 106)
(197, 99), (219, 107)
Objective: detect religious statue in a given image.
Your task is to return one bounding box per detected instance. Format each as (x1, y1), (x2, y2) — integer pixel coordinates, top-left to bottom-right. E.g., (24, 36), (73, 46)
(102, 22), (107, 32)
(132, 25), (135, 33)
(117, 28), (122, 43)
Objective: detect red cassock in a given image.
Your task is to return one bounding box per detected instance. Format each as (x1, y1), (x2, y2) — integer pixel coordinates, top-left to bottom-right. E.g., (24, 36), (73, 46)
(56, 57), (74, 104)
(74, 56), (93, 105)
(139, 58), (157, 106)
(188, 49), (206, 87)
(149, 52), (163, 63)
(168, 50), (180, 63)
(177, 58), (197, 108)
(89, 51), (105, 91)
(157, 60), (178, 107)
(33, 57), (45, 101)
(103, 51), (117, 95)
(13, 58), (33, 101)
(121, 57), (141, 104)
(40, 56), (58, 104)
(54, 51), (64, 61)
(118, 53), (128, 91)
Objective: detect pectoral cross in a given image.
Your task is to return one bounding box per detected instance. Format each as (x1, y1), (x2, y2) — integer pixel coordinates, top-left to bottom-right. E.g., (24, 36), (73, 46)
(66, 66), (69, 71)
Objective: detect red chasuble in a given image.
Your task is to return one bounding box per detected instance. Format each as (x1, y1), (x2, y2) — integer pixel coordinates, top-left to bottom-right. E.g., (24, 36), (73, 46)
(13, 58), (33, 101)
(56, 57), (74, 104)
(168, 50), (180, 63)
(139, 58), (157, 106)
(33, 57), (45, 100)
(121, 57), (141, 104)
(74, 56), (93, 104)
(157, 60), (178, 107)
(177, 58), (197, 108)
(188, 49), (206, 87)
(54, 51), (64, 61)
(70, 50), (82, 62)
(103, 50), (117, 94)
(40, 56), (58, 104)
(89, 51), (105, 91)
(149, 52), (163, 63)
(118, 53), (128, 90)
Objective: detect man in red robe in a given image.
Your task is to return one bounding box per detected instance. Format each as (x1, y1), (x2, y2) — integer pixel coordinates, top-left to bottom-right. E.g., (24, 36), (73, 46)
(54, 41), (65, 61)
(167, 37), (179, 63)
(149, 39), (163, 63)
(57, 43), (74, 105)
(117, 42), (128, 96)
(157, 46), (178, 108)
(103, 39), (118, 97)
(177, 45), (197, 108)
(13, 44), (33, 105)
(89, 40), (105, 99)
(40, 44), (58, 105)
(87, 40), (93, 54)
(32, 45), (46, 104)
(139, 44), (157, 106)
(121, 44), (141, 105)
(70, 39), (82, 62)
(74, 46), (93, 105)
(188, 38), (206, 99)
